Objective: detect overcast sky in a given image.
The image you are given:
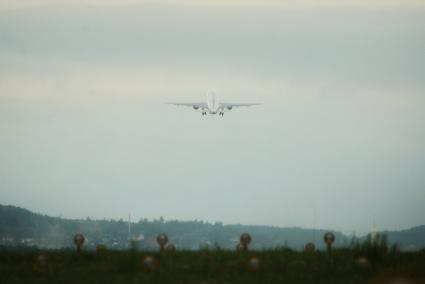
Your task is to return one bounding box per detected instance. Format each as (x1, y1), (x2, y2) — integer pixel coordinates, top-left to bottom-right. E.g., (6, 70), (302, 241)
(1, 1), (424, 234)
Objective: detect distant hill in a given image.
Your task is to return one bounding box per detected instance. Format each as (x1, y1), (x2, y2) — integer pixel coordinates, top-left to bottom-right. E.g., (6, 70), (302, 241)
(382, 226), (425, 251)
(0, 204), (423, 250)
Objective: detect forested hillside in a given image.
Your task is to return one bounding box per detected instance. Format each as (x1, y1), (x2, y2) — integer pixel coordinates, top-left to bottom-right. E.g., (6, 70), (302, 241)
(1, 204), (423, 250)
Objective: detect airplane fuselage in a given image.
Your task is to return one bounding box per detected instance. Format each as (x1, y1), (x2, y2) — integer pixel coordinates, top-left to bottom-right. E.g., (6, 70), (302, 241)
(206, 92), (221, 114)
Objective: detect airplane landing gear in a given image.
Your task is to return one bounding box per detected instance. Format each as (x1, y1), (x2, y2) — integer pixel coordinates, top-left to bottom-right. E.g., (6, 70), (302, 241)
(219, 112), (224, 116)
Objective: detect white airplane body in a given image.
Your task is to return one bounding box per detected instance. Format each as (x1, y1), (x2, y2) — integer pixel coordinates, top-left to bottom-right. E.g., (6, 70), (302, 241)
(166, 92), (260, 116)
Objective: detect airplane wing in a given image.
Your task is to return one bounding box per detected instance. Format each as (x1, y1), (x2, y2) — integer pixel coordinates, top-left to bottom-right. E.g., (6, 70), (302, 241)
(220, 103), (261, 108)
(165, 102), (207, 109)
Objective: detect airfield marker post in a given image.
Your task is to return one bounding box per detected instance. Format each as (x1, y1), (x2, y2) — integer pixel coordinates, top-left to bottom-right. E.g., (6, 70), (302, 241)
(323, 232), (335, 256)
(73, 233), (85, 253)
(240, 233), (252, 251)
(156, 233), (169, 252)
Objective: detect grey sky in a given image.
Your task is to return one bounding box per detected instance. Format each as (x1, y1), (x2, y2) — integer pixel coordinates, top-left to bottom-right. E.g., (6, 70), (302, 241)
(1, 3), (424, 234)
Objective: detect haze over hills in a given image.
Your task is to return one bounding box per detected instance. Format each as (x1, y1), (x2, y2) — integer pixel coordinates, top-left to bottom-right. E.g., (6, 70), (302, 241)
(1, 204), (424, 251)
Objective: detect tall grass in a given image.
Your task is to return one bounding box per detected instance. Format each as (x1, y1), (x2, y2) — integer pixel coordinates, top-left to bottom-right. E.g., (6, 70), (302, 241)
(1, 237), (424, 284)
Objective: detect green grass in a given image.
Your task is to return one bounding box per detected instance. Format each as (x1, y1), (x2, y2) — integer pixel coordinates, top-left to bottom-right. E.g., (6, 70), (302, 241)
(1, 248), (425, 284)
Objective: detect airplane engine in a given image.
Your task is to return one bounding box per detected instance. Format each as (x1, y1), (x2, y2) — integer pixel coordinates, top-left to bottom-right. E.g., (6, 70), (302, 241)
(227, 107), (233, 110)
(193, 106), (199, 110)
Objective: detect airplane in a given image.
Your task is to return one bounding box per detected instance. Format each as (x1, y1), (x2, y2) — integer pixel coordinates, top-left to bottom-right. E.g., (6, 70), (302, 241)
(166, 91), (260, 116)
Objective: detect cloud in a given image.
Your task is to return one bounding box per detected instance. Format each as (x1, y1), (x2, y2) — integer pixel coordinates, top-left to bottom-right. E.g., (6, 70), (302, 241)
(1, 0), (425, 10)
(0, 54), (281, 102)
(1, 0), (425, 233)
(1, 4), (424, 92)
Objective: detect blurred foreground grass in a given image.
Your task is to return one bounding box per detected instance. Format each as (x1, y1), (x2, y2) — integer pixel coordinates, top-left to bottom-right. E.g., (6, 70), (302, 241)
(1, 248), (425, 284)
